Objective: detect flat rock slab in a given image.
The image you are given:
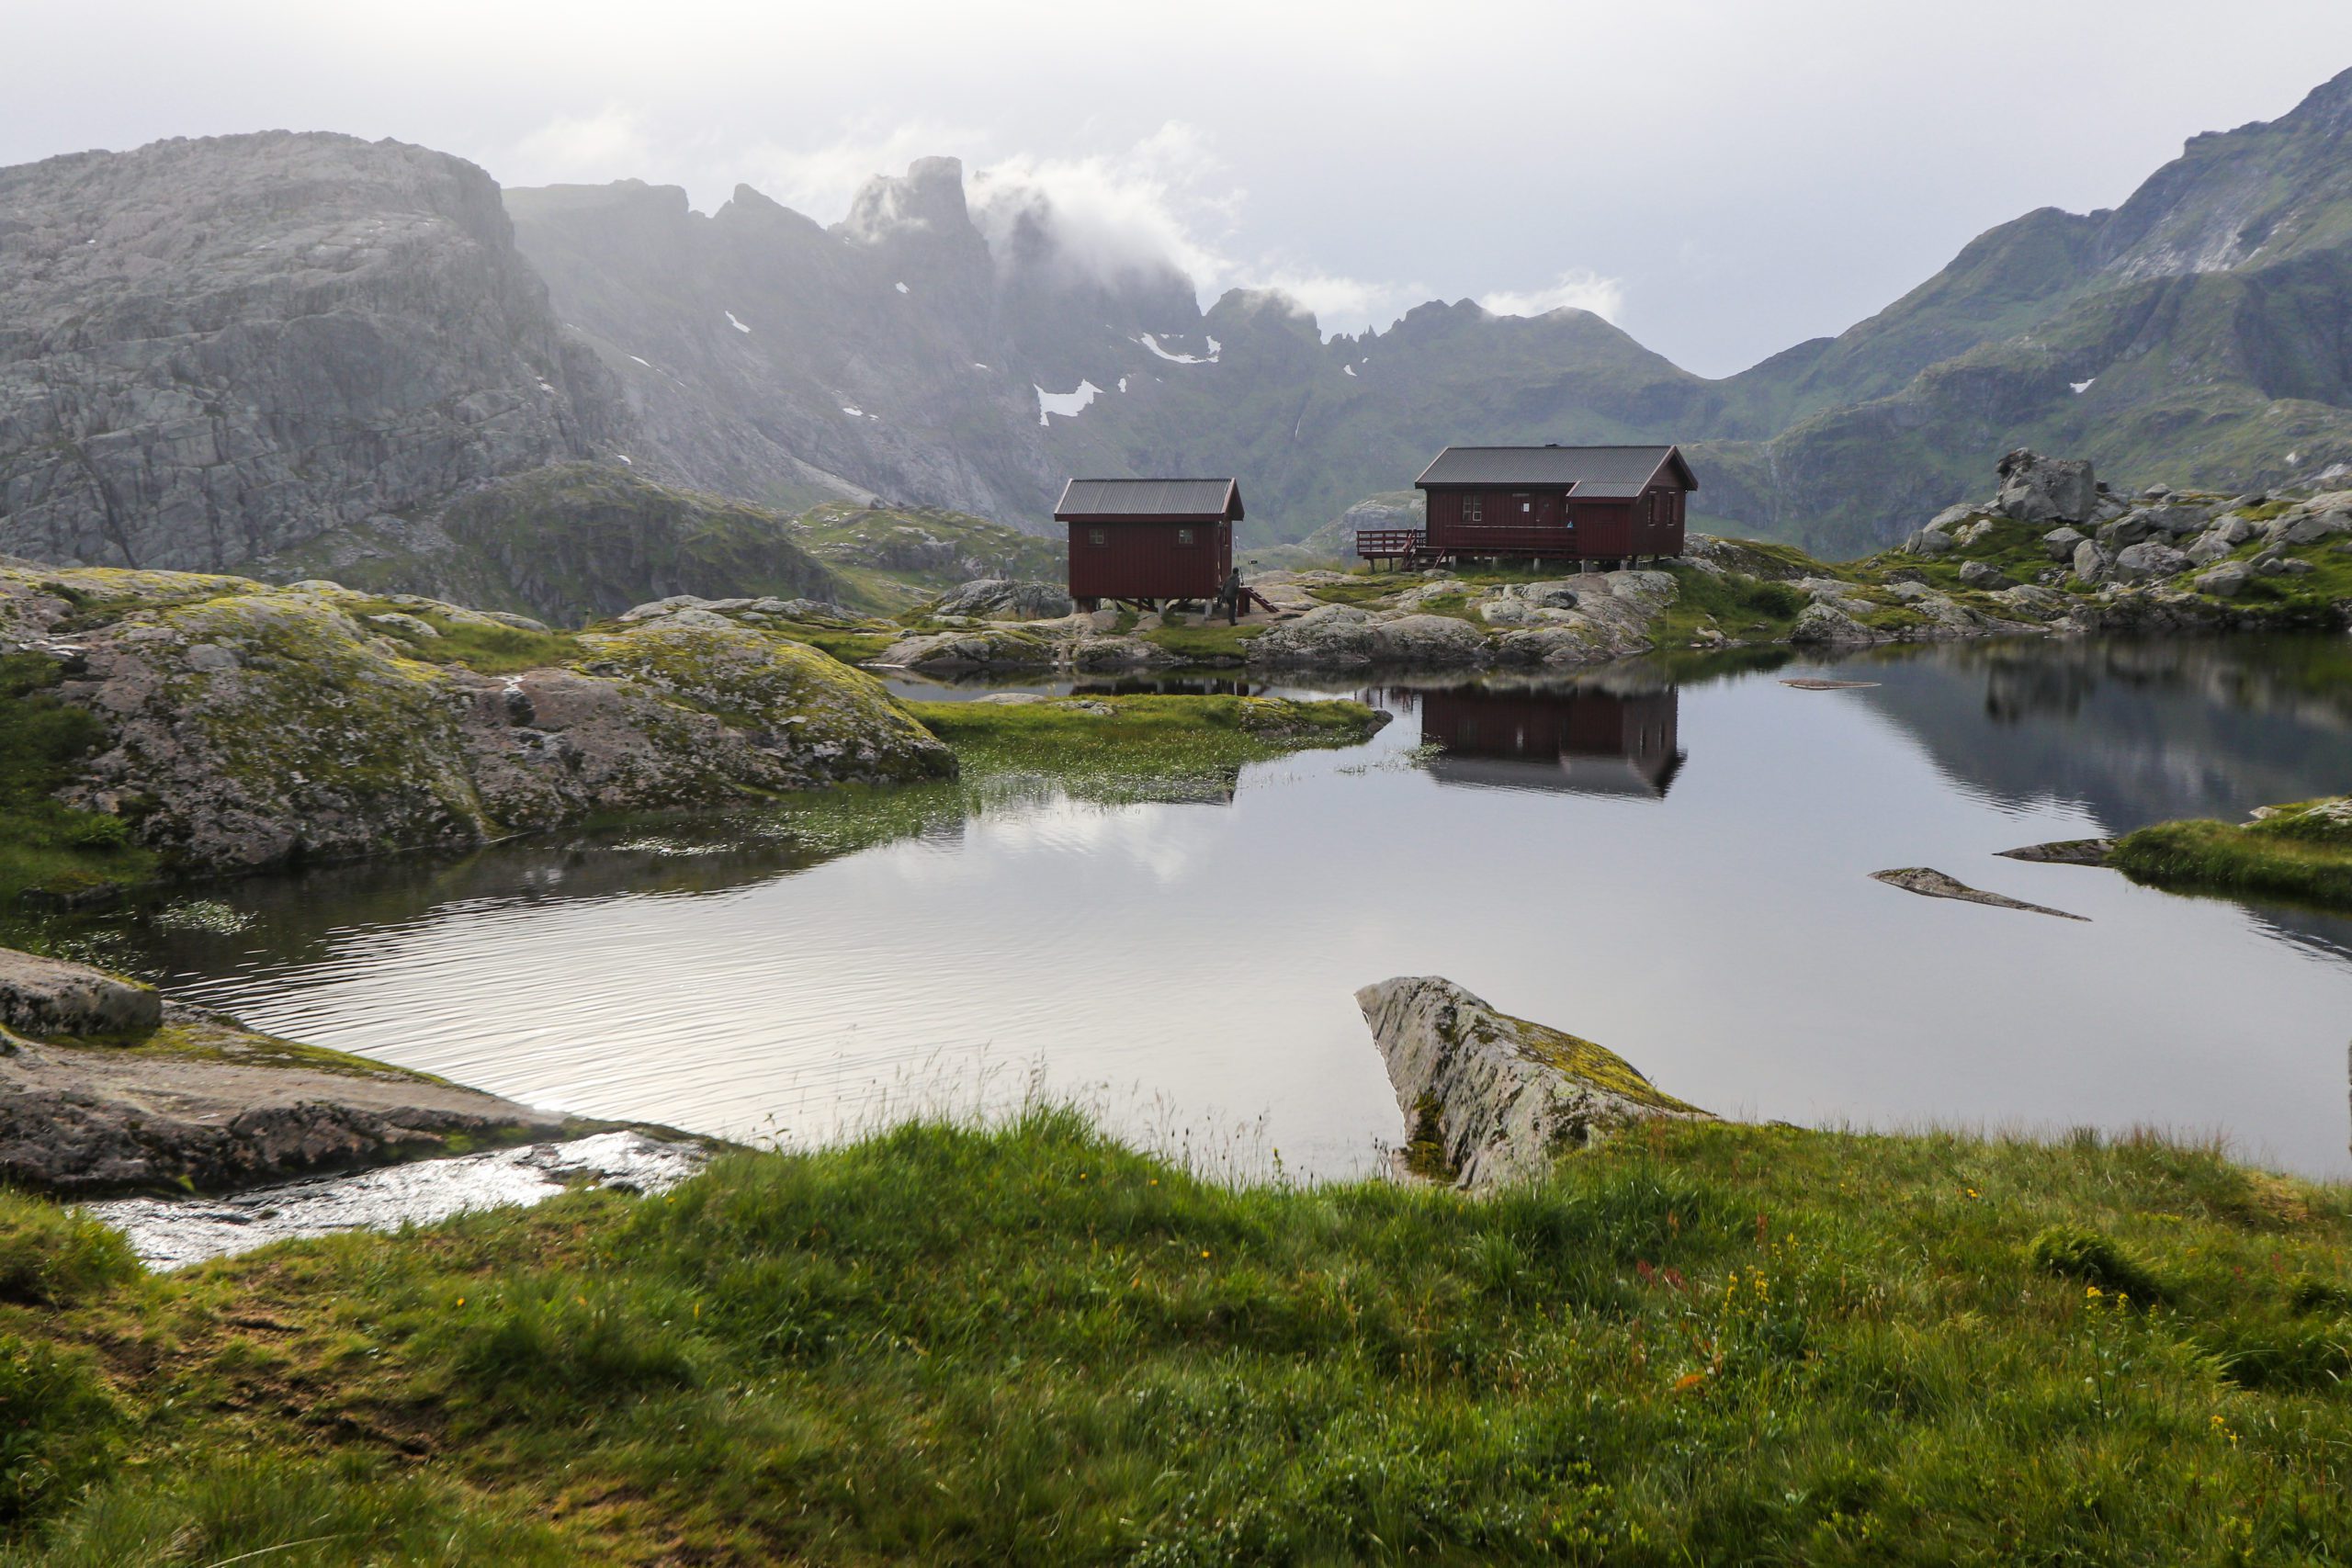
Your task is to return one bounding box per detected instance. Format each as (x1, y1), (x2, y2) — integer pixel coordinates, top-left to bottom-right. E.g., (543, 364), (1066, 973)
(1871, 867), (2089, 920)
(1996, 839), (2117, 866)
(1356, 976), (1709, 1189)
(0, 1006), (567, 1195)
(1781, 678), (1880, 690)
(87, 1130), (706, 1269)
(0, 948), (162, 1038)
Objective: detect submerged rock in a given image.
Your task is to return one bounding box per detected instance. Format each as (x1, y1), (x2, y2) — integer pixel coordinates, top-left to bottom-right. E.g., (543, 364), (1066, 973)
(1996, 839), (2117, 866)
(1355, 976), (1710, 1189)
(1870, 867), (2089, 920)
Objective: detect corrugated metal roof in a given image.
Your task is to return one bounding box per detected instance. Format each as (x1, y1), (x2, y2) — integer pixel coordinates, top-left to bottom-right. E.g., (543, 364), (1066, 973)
(1055, 478), (1242, 519)
(1414, 446), (1692, 491)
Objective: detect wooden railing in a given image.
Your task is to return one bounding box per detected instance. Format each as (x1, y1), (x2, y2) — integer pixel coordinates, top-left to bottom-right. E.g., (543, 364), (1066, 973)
(1355, 528), (1427, 558)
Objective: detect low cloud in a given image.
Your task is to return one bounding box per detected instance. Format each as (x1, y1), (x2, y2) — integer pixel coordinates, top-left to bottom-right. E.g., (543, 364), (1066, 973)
(970, 122), (1237, 292)
(1476, 269), (1625, 322)
(512, 107), (656, 183)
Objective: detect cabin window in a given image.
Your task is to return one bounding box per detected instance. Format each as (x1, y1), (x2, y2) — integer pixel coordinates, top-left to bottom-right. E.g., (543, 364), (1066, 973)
(1088, 528), (1106, 547)
(1177, 527), (1196, 546)
(1464, 496), (1483, 524)
(1515, 493), (1532, 516)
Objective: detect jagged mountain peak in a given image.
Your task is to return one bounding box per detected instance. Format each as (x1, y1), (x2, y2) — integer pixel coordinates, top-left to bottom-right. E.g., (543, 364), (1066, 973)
(839, 156), (974, 244)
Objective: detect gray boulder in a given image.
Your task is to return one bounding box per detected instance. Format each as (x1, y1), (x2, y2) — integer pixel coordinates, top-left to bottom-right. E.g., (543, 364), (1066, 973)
(2097, 512), (2158, 549)
(2112, 541), (2190, 582)
(1958, 560), (2004, 588)
(2072, 540), (2112, 584)
(2273, 510), (2352, 547)
(1995, 450), (2097, 524)
(2193, 561), (2252, 598)
(2041, 525), (2086, 562)
(930, 579), (1075, 620)
(2183, 530), (2237, 566)
(2143, 503), (2214, 537)
(1356, 976), (1710, 1189)
(0, 949), (163, 1039)
(1902, 527), (1958, 557)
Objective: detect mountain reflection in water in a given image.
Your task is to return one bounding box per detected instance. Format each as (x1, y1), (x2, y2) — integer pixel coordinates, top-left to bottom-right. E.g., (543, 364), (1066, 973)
(100, 637), (2352, 1179)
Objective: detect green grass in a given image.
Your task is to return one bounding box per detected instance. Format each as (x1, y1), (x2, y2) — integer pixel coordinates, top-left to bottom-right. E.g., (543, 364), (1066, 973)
(344, 602), (591, 675)
(10, 1115), (2352, 1562)
(905, 694), (1385, 805)
(1143, 620), (1266, 662)
(0, 655), (156, 909)
(1654, 565), (1810, 643)
(2110, 796), (2352, 911)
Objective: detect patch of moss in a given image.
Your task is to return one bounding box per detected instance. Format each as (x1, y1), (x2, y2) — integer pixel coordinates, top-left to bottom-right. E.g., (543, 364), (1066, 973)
(1143, 620), (1266, 663)
(1498, 1014), (1707, 1115)
(905, 694), (1384, 804)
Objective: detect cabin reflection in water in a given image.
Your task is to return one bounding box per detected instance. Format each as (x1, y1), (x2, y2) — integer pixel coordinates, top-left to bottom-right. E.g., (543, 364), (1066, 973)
(1417, 684), (1685, 797)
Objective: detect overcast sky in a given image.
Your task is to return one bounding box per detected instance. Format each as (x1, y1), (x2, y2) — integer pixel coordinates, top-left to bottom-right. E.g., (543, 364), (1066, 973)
(14, 1), (2352, 376)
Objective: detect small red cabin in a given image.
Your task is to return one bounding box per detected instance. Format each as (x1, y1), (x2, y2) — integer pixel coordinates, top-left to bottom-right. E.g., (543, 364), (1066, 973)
(1057, 478), (1241, 611)
(1367, 445), (1697, 569)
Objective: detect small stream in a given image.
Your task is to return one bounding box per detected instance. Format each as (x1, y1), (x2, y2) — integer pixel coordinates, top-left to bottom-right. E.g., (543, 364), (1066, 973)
(104, 635), (2352, 1181)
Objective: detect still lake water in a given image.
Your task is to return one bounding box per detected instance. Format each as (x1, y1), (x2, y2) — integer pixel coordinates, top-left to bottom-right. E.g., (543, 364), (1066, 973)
(134, 637), (2352, 1179)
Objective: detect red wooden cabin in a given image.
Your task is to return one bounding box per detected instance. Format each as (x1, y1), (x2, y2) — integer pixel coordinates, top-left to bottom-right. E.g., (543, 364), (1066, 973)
(1057, 478), (1241, 611)
(1365, 445), (1697, 570)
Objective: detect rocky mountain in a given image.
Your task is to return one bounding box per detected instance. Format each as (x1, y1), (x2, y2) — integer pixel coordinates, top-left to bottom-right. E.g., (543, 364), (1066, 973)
(6, 70), (2352, 581)
(496, 64), (2352, 557)
(0, 132), (629, 570)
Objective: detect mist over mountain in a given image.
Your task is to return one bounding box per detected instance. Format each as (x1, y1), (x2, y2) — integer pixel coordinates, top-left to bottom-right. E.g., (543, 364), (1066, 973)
(6, 67), (2352, 586)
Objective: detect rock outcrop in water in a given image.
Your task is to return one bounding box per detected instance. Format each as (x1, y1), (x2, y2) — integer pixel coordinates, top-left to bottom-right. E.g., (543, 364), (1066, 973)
(0, 949), (570, 1195)
(1356, 976), (1711, 1188)
(0, 560), (953, 875)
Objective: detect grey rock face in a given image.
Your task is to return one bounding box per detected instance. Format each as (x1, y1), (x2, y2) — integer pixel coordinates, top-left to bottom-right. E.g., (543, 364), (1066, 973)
(1902, 527), (1958, 556)
(2112, 540), (2190, 582)
(1958, 559), (2004, 587)
(2194, 561), (2253, 597)
(0, 949), (162, 1038)
(0, 133), (631, 570)
(1995, 450), (2097, 524)
(0, 1002), (565, 1195)
(1354, 976), (1710, 1189)
(2042, 525), (2086, 561)
(2, 563), (954, 875)
(930, 578), (1074, 619)
(2072, 540), (2113, 583)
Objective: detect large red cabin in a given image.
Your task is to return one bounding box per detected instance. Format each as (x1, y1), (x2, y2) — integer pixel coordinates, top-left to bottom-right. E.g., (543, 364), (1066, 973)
(1057, 478), (1241, 611)
(1366, 445), (1697, 570)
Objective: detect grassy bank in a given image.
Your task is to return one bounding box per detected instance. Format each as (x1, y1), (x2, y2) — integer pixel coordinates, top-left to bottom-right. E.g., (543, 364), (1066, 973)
(905, 694), (1387, 804)
(2111, 795), (2352, 911)
(6, 1112), (2350, 1563)
(0, 655), (155, 910)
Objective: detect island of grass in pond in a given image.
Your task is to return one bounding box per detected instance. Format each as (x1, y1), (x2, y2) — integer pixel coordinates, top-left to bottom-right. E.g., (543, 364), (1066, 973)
(6, 1112), (2351, 1563)
(2111, 795), (2352, 912)
(904, 694), (1387, 802)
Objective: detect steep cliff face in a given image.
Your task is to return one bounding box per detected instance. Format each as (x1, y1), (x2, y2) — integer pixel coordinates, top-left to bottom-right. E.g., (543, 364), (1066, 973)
(0, 132), (635, 570)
